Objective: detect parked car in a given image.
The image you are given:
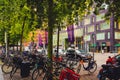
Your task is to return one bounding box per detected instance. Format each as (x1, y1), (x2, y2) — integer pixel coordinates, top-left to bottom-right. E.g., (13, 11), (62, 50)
(66, 48), (91, 61)
(53, 48), (65, 56)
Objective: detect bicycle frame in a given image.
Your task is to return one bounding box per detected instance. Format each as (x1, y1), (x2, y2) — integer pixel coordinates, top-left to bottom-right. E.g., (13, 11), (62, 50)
(77, 58), (97, 74)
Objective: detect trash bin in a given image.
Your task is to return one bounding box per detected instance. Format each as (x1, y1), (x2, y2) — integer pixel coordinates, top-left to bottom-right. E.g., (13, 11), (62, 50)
(20, 61), (31, 78)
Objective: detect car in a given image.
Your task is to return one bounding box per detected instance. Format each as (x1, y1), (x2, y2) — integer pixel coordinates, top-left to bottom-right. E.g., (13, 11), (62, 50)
(53, 48), (65, 56)
(66, 48), (91, 61)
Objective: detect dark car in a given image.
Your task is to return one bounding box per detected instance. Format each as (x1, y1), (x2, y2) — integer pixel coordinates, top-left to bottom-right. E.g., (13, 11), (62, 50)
(66, 48), (91, 61)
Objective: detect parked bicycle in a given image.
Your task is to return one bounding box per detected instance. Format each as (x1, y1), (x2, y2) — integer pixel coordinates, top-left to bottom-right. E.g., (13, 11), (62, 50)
(32, 57), (80, 80)
(76, 55), (97, 74)
(1, 53), (15, 74)
(42, 58), (80, 80)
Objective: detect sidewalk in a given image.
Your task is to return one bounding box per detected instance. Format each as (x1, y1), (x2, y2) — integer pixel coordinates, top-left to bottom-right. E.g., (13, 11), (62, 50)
(0, 60), (4, 80)
(0, 66), (4, 80)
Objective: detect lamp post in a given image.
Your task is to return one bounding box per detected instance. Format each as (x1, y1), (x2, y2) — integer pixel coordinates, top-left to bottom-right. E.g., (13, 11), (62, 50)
(85, 26), (87, 53)
(5, 31), (8, 57)
(92, 33), (95, 60)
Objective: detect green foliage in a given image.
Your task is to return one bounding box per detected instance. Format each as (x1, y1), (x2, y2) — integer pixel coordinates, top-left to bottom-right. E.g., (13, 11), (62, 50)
(94, 0), (120, 21)
(0, 0), (35, 46)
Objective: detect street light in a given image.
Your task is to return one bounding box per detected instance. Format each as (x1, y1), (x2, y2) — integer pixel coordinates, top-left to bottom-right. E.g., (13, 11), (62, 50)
(92, 33), (95, 60)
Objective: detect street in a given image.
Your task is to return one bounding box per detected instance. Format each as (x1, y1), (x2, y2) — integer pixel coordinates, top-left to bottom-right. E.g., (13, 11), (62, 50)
(0, 53), (118, 80)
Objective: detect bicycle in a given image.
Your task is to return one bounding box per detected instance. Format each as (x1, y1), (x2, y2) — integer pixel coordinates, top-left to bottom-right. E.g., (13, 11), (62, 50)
(32, 56), (61, 80)
(76, 56), (97, 74)
(1, 53), (15, 74)
(31, 55), (46, 80)
(32, 56), (80, 80)
(43, 59), (80, 80)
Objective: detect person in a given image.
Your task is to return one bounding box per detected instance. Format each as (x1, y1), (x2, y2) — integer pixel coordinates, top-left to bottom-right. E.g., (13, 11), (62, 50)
(101, 49), (104, 54)
(106, 56), (113, 64)
(1, 47), (5, 54)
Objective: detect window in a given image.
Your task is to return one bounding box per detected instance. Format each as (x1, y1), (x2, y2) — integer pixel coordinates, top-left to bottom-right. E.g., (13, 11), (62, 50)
(96, 24), (99, 31)
(87, 25), (94, 33)
(114, 21), (117, 29)
(74, 28), (83, 37)
(96, 13), (105, 22)
(115, 32), (120, 39)
(107, 32), (110, 39)
(96, 33), (105, 40)
(118, 22), (120, 29)
(84, 35), (90, 41)
(91, 16), (95, 23)
(84, 17), (90, 25)
(100, 22), (110, 30)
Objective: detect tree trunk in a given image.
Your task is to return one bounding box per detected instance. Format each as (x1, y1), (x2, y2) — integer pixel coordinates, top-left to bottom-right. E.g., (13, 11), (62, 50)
(20, 16), (27, 54)
(48, 0), (54, 79)
(48, 0), (54, 61)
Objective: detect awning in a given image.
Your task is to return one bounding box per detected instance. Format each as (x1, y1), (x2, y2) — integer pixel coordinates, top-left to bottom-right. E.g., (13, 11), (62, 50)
(115, 44), (120, 47)
(102, 42), (106, 46)
(90, 44), (96, 47)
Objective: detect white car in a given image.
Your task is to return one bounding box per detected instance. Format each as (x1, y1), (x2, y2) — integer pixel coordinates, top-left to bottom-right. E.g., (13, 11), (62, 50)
(53, 48), (65, 56)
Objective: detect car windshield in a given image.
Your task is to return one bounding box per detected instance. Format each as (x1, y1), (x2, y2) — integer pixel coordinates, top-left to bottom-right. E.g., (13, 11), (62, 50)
(76, 49), (87, 54)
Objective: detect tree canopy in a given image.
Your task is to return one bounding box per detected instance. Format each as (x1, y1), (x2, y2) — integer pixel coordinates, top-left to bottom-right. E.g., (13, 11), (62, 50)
(94, 0), (120, 21)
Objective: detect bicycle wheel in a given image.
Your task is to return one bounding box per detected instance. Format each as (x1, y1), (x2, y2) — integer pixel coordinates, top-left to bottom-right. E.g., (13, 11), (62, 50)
(10, 67), (18, 78)
(76, 64), (81, 74)
(32, 68), (43, 80)
(88, 62), (97, 73)
(1, 63), (13, 74)
(43, 73), (57, 80)
(99, 75), (109, 80)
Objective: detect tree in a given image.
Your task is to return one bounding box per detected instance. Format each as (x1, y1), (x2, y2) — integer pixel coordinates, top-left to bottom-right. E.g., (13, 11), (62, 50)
(93, 0), (120, 20)
(0, 0), (36, 52)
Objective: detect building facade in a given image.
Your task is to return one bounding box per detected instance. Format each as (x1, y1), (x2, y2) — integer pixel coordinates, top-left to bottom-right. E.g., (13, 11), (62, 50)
(53, 10), (120, 53)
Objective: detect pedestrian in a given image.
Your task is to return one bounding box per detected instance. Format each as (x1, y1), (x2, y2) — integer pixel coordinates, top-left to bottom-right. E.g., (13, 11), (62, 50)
(1, 47), (5, 54)
(101, 49), (104, 54)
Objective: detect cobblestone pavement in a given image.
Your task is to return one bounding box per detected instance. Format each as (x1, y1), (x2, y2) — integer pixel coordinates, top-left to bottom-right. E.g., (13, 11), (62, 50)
(1, 53), (117, 80)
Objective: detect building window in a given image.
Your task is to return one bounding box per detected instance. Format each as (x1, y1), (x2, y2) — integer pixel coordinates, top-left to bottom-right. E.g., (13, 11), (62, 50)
(84, 17), (90, 25)
(87, 25), (94, 33)
(107, 32), (110, 39)
(114, 21), (117, 29)
(91, 16), (94, 23)
(118, 22), (120, 29)
(96, 33), (105, 40)
(115, 32), (120, 39)
(74, 28), (83, 37)
(100, 21), (110, 30)
(96, 24), (99, 31)
(84, 35), (90, 41)
(96, 13), (105, 22)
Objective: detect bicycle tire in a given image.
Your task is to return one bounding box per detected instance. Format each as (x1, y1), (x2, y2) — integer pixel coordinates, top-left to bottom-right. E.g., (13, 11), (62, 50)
(10, 67), (18, 78)
(43, 73), (58, 80)
(1, 63), (13, 74)
(88, 62), (97, 73)
(100, 75), (109, 80)
(32, 68), (43, 80)
(76, 64), (81, 74)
